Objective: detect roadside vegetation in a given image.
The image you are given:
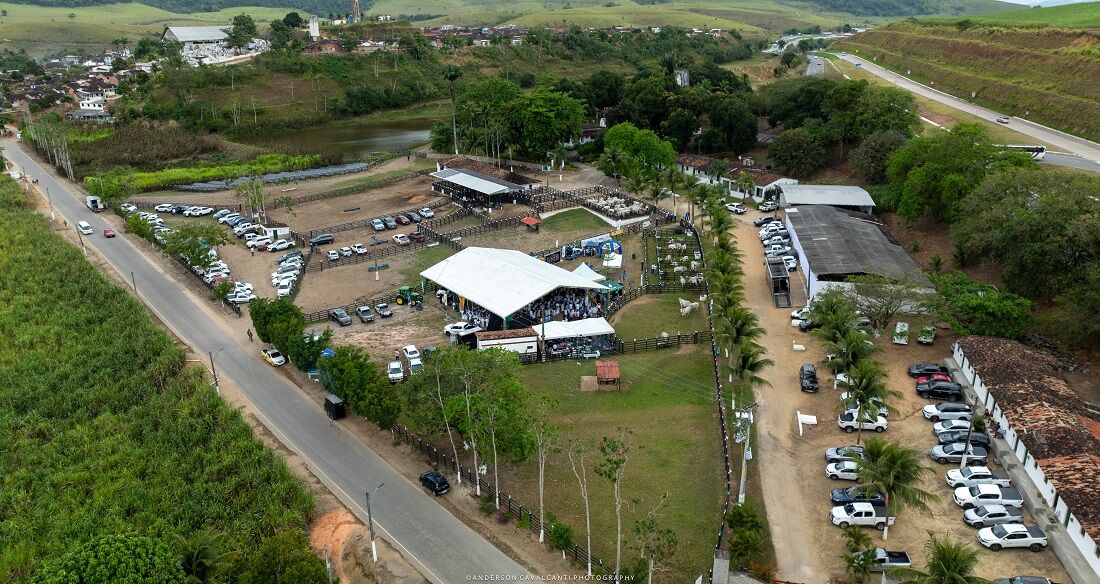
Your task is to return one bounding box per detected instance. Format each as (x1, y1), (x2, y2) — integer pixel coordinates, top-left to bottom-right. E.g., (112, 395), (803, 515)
(0, 175), (325, 583)
(834, 21), (1100, 141)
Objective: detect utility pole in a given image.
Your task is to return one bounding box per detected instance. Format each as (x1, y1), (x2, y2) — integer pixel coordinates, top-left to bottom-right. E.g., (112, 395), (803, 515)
(209, 348), (223, 395)
(45, 186), (55, 221)
(366, 482), (384, 562)
(734, 402), (758, 505)
(131, 271), (137, 293)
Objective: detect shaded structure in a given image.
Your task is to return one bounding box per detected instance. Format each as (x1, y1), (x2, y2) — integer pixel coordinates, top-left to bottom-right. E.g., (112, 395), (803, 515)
(778, 184), (875, 214)
(595, 360), (622, 390)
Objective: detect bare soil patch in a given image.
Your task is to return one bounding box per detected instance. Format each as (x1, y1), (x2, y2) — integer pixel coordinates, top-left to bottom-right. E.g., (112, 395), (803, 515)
(269, 175), (445, 235)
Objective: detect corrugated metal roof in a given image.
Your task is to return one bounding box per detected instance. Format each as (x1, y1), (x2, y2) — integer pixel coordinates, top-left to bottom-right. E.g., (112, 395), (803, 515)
(780, 184), (875, 208)
(786, 206), (927, 284)
(164, 26), (229, 43)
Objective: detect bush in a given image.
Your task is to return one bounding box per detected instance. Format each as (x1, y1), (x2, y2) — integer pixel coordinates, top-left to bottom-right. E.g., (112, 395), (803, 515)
(547, 521), (574, 551)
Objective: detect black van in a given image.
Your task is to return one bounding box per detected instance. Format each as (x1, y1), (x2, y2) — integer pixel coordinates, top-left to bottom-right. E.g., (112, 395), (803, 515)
(309, 233), (335, 246)
(324, 393), (346, 420)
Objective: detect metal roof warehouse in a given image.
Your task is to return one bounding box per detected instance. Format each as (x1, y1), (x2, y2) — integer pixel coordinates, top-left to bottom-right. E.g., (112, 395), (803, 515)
(778, 184), (875, 214)
(783, 205), (931, 301)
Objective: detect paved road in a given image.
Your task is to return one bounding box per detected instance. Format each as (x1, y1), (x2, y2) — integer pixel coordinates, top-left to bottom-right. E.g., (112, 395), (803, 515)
(805, 55), (825, 76)
(830, 52), (1100, 167)
(2, 140), (530, 584)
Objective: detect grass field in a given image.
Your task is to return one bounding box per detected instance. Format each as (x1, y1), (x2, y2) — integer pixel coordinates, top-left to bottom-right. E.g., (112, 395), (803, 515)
(927, 2), (1100, 28)
(540, 207), (611, 233)
(0, 2), (293, 54)
(512, 341), (722, 581)
(833, 21), (1100, 141)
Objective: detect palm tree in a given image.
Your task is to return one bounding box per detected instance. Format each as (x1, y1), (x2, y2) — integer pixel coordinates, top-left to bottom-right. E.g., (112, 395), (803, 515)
(733, 171), (756, 204)
(645, 180), (667, 209)
(716, 308), (766, 371)
(708, 159), (731, 189)
(842, 526), (876, 584)
(856, 439), (938, 541)
(959, 414), (988, 469)
(730, 342), (773, 403)
(820, 328), (880, 374)
(625, 171), (649, 198)
(444, 65), (463, 155)
(893, 532), (988, 584)
(598, 148), (628, 185)
(176, 530), (236, 584)
(837, 360), (900, 445)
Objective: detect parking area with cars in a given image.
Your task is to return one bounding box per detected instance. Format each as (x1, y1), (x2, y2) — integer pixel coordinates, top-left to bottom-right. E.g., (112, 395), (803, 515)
(732, 214), (1070, 582)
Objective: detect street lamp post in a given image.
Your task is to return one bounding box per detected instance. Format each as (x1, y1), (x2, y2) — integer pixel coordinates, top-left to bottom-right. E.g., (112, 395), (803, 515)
(366, 482), (385, 562)
(44, 187), (55, 221)
(734, 402), (758, 506)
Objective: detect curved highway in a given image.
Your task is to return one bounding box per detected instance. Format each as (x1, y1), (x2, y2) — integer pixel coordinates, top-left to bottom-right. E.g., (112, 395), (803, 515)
(828, 52), (1100, 171)
(2, 139), (531, 584)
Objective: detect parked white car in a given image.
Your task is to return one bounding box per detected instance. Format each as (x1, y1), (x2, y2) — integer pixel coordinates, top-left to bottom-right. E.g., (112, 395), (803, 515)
(154, 203), (175, 212)
(726, 203), (746, 214)
(838, 411), (888, 434)
(339, 246), (353, 256)
(218, 213), (241, 224)
(246, 237), (273, 250)
(268, 239), (294, 251)
(933, 420), (972, 435)
(276, 281), (293, 297)
(444, 321), (482, 336)
(402, 345), (421, 360)
(351, 243), (368, 254)
(326, 250), (340, 261)
(418, 207), (435, 218)
(826, 461), (861, 481)
(119, 203), (137, 213)
(977, 524), (1048, 552)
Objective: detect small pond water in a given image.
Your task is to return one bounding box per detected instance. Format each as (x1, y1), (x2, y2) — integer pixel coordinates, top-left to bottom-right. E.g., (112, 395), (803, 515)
(249, 117), (435, 160)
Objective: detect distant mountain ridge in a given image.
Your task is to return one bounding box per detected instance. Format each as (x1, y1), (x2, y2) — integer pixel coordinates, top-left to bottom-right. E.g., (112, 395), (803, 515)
(2, 0), (348, 14)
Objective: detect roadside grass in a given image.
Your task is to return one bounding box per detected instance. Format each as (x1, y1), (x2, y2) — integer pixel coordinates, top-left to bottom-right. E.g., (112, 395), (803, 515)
(355, 100), (450, 123)
(824, 55), (1061, 148)
(0, 2), (290, 54)
(610, 293), (708, 341)
(399, 244), (455, 283)
(510, 344), (723, 581)
(833, 22), (1100, 141)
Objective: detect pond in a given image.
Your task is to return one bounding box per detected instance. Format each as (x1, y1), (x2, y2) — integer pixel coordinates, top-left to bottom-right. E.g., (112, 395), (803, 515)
(250, 117), (435, 160)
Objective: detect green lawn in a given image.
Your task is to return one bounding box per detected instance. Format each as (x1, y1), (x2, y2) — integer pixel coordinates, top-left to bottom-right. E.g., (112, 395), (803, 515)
(610, 293), (708, 341)
(511, 345), (723, 581)
(330, 159), (437, 189)
(0, 2), (294, 54)
(401, 244), (455, 283)
(540, 208), (611, 233)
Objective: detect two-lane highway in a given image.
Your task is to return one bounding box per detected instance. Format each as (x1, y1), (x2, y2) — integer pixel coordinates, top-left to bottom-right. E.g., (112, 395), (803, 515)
(3, 140), (530, 584)
(829, 52), (1100, 170)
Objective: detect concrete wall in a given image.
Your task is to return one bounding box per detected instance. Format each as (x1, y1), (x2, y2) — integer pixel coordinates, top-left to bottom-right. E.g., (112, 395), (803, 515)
(784, 214), (813, 302)
(952, 342), (1100, 578)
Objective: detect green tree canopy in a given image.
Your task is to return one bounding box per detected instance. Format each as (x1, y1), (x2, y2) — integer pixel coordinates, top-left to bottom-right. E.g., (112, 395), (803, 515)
(226, 14), (258, 49)
(318, 345), (402, 428)
(930, 272), (1033, 340)
(767, 127), (825, 178)
(709, 96), (758, 154)
(850, 130), (906, 184)
(602, 122), (676, 175)
(514, 90), (586, 157)
(236, 531), (328, 584)
(162, 223), (229, 269)
(887, 123), (1036, 220)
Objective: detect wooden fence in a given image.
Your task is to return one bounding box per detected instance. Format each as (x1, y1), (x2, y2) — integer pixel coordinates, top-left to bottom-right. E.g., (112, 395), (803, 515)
(303, 290), (401, 323)
(390, 424), (604, 571)
(303, 239), (440, 273)
(306, 198), (451, 239)
(437, 212), (536, 241)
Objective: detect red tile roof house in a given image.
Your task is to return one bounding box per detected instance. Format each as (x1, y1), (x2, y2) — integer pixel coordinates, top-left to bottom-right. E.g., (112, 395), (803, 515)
(952, 336), (1100, 579)
(676, 154), (797, 202)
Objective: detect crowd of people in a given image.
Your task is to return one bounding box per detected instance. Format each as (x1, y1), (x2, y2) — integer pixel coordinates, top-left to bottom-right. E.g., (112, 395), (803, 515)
(519, 291), (603, 324)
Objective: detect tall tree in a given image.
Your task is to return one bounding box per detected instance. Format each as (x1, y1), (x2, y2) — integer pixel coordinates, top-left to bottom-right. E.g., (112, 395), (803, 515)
(710, 96), (758, 154)
(531, 397), (559, 544)
(837, 360), (899, 445)
(632, 494), (678, 584)
(225, 14), (257, 49)
(515, 90), (586, 157)
(233, 178), (266, 223)
(162, 223), (229, 269)
(176, 529), (236, 584)
(856, 438), (937, 540)
(595, 429), (631, 578)
(733, 171), (755, 204)
(767, 128), (825, 178)
(568, 439), (595, 576)
(444, 66), (463, 155)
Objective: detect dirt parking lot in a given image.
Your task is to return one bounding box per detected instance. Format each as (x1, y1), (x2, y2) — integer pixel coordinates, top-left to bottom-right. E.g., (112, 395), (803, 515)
(307, 298), (454, 363)
(735, 214), (1071, 583)
(268, 175), (446, 235)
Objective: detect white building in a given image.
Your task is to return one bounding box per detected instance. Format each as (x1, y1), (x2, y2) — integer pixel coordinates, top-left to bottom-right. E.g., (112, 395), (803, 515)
(162, 26), (230, 50)
(778, 184), (876, 215)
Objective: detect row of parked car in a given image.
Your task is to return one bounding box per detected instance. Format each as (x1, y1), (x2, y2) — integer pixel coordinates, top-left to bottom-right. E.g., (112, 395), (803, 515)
(120, 206), (257, 303)
(152, 202), (216, 216)
(756, 216), (798, 272)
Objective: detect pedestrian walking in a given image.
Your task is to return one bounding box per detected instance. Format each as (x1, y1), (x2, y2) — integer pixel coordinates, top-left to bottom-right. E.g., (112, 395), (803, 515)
(250, 248), (255, 257)
(394, 349), (400, 360)
(247, 329), (254, 342)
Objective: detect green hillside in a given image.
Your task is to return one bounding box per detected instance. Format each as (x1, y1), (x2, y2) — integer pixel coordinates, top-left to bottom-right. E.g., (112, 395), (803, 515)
(0, 2), (295, 54)
(834, 21), (1100, 141)
(930, 2), (1100, 27)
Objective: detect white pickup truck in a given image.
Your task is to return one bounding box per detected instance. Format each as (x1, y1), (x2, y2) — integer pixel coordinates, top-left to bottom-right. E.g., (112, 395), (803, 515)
(977, 524), (1048, 552)
(830, 502), (895, 530)
(862, 548), (911, 571)
(953, 484), (1024, 509)
(946, 466), (1013, 488)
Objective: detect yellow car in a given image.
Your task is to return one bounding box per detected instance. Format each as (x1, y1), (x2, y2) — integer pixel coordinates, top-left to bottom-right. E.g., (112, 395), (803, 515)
(262, 348), (286, 367)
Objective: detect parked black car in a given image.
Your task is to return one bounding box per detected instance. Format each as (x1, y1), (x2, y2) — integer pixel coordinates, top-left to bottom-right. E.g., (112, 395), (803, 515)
(800, 363), (819, 393)
(419, 470), (450, 495)
(754, 216), (780, 227)
(938, 431), (992, 448)
(799, 319), (821, 332)
(329, 308), (352, 326)
(916, 380), (963, 401)
(830, 485), (885, 506)
(908, 363), (949, 378)
(309, 233), (335, 246)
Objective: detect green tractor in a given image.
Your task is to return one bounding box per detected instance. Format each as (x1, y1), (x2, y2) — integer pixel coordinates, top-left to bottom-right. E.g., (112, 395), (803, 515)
(395, 285), (423, 306)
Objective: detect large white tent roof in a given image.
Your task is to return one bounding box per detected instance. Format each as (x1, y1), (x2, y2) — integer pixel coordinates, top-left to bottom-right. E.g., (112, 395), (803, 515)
(163, 26), (229, 43)
(536, 317), (615, 340)
(431, 168), (519, 195)
(421, 247), (607, 318)
(572, 263), (603, 281)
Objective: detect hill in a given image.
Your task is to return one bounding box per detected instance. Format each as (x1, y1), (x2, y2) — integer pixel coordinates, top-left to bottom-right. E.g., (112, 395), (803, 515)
(0, 2), (293, 54)
(929, 1), (1100, 27)
(2, 0), (339, 14)
(833, 20), (1100, 141)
